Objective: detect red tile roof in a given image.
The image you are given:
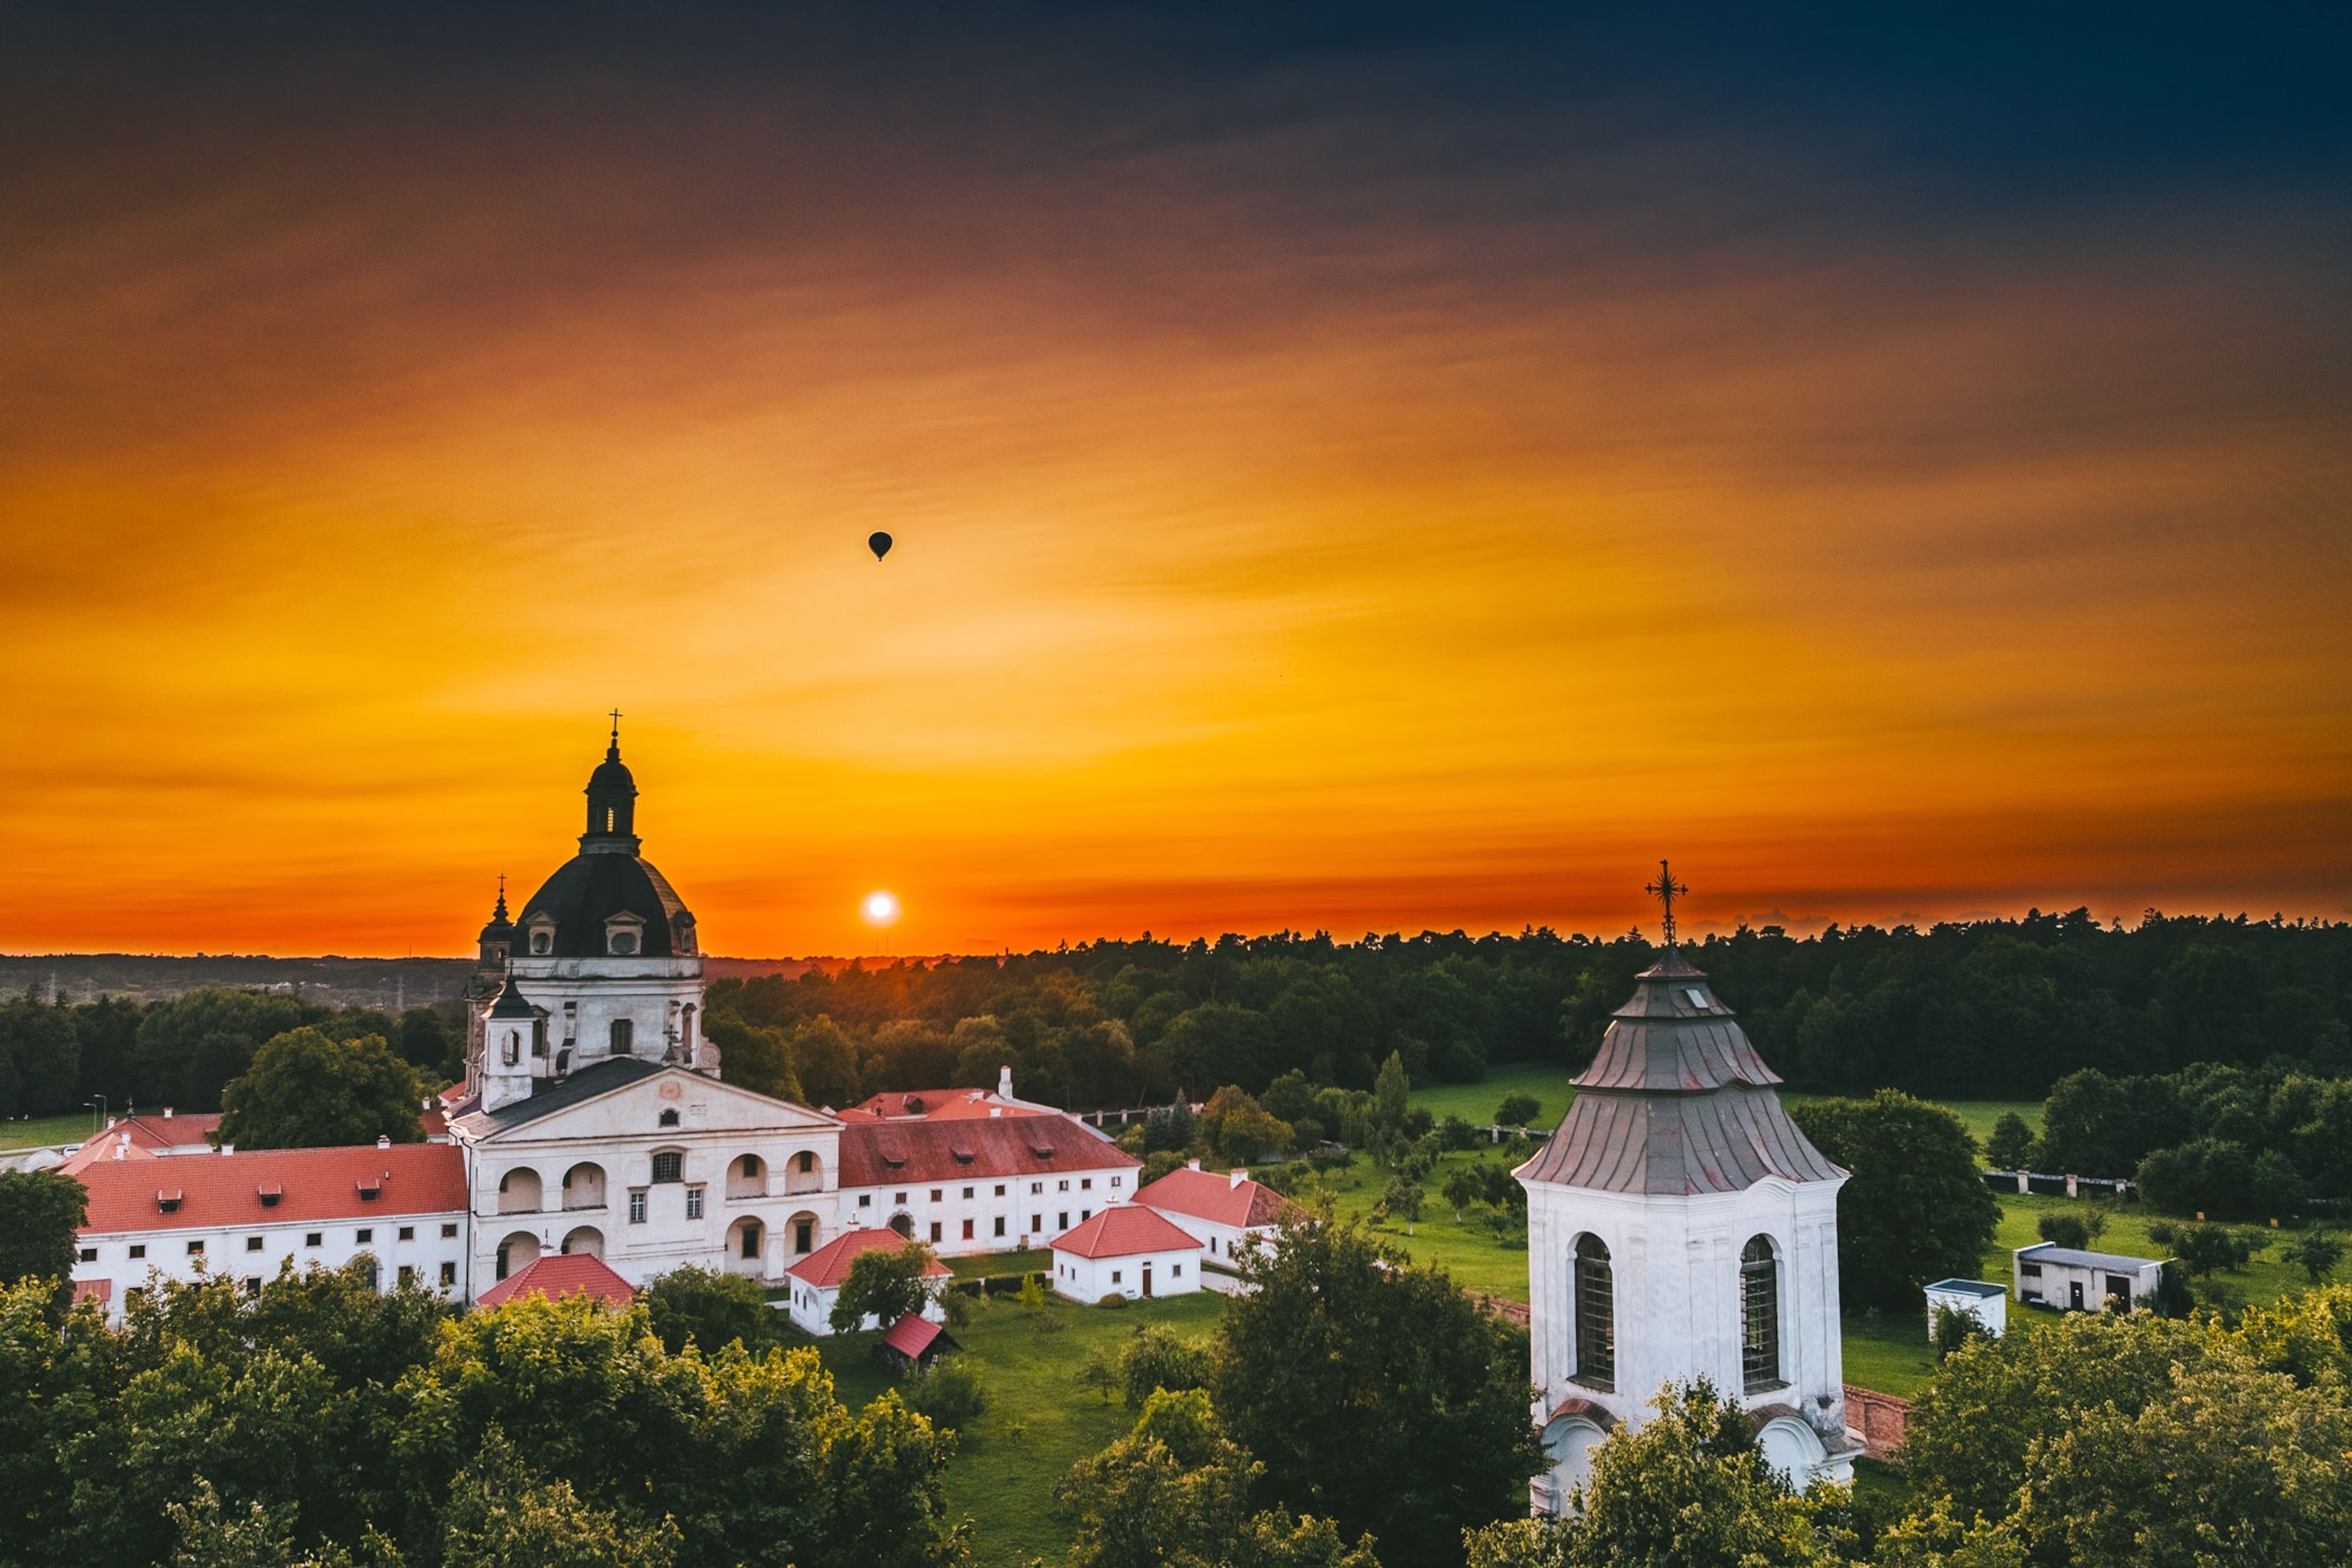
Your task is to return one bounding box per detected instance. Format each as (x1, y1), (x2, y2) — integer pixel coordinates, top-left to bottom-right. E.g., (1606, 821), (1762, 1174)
(1132, 1167), (1295, 1230)
(842, 1088), (1054, 1122)
(1051, 1204), (1201, 1259)
(72, 1143), (469, 1234)
(475, 1252), (636, 1311)
(880, 1312), (943, 1359)
(838, 1116), (1139, 1187)
(60, 1113), (222, 1172)
(786, 1226), (952, 1289)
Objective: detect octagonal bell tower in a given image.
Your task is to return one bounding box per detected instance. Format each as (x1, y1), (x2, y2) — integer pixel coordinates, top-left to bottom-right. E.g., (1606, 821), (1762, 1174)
(1518, 864), (1858, 1508)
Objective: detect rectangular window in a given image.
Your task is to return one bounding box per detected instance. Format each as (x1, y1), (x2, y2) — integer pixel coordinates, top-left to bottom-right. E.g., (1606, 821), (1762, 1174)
(1058, 1212), (1069, 1230)
(355, 1229), (373, 1244)
(397, 1265), (416, 1286)
(795, 1219), (814, 1253)
(1031, 1181), (1042, 1194)
(397, 1225), (415, 1241)
(930, 1189), (942, 1202)
(1111, 1176), (1122, 1187)
(629, 1190), (648, 1223)
(894, 1191), (908, 1204)
(1081, 1209), (1091, 1223)
(439, 1260), (457, 1286)
(243, 1277), (261, 1295)
(129, 1243), (145, 1259)
(994, 1184), (1006, 1197)
(78, 1246), (97, 1263)
(1111, 1271), (1121, 1283)
(962, 1187), (974, 1199)
(188, 1240), (204, 1256)
(651, 1152), (684, 1184)
(441, 1222), (459, 1238)
(929, 1221), (942, 1243)
(1080, 1178), (1092, 1191)
(610, 1018), (633, 1051)
(304, 1233), (322, 1248)
(2020, 1263), (2043, 1278)
(1032, 1214), (1043, 1233)
(246, 1236), (263, 1251)
(686, 1185), (705, 1220)
(1057, 1179), (1070, 1192)
(1172, 1264), (1181, 1276)
(962, 1219), (975, 1240)
(994, 1217), (1006, 1237)
(858, 1194), (872, 1207)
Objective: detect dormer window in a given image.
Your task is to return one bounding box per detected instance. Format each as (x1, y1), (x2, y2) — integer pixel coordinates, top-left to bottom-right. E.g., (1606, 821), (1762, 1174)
(356, 1179), (382, 1202)
(658, 1108), (679, 1128)
(257, 1184), (283, 1207)
(604, 910), (646, 957)
(671, 910), (697, 956)
(157, 1189), (184, 1213)
(523, 912), (557, 956)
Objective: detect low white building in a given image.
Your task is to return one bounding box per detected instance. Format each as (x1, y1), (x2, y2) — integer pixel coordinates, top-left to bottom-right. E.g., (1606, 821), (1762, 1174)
(782, 1226), (952, 1336)
(1922, 1278), (2007, 1339)
(835, 1116), (1141, 1257)
(1131, 1161), (1292, 1263)
(2014, 1243), (2164, 1312)
(68, 1140), (472, 1321)
(1049, 1204), (1203, 1304)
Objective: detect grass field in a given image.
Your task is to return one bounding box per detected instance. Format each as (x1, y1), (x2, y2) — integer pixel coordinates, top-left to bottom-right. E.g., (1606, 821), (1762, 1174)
(0, 1113), (95, 1152)
(805, 1288), (1229, 1567)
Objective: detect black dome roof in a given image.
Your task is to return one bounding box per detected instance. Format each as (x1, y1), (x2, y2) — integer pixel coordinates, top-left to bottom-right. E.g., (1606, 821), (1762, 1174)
(515, 851), (694, 958)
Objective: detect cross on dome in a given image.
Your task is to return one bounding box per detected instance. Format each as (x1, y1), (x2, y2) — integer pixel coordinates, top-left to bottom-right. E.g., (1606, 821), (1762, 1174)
(1645, 858), (1689, 947)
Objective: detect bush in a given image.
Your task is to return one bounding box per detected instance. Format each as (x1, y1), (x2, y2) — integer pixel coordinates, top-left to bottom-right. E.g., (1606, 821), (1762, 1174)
(2135, 1137), (2307, 1220)
(903, 1355), (988, 1431)
(2171, 1222), (2265, 1279)
(2037, 1211), (2089, 1250)
(1122, 1323), (1214, 1406)
(1494, 1092), (1540, 1128)
(1985, 1109), (2035, 1171)
(1932, 1305), (1990, 1361)
(1437, 1114), (1480, 1152)
(1142, 1149), (1190, 1184)
(641, 1266), (776, 1356)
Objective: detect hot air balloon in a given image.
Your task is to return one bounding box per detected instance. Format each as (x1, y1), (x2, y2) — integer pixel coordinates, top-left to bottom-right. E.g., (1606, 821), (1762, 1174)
(868, 531), (893, 560)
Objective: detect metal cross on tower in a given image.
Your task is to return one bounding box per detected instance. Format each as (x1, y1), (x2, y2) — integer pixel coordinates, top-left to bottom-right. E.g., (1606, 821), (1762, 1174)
(608, 707), (623, 745)
(1645, 859), (1689, 947)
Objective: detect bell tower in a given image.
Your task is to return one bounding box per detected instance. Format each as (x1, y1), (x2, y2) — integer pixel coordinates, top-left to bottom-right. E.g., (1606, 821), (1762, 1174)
(581, 710), (640, 854)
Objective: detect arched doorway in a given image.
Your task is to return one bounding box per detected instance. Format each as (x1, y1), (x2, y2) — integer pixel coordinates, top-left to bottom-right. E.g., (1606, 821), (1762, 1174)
(787, 1210), (821, 1256)
(889, 1211), (914, 1239)
(560, 1226), (605, 1259)
(726, 1217), (766, 1277)
(727, 1154), (766, 1200)
(495, 1231), (541, 1282)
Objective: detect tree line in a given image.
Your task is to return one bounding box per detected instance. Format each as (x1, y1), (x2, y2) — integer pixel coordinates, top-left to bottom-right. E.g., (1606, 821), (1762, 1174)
(699, 909), (2350, 1112)
(0, 986), (466, 1122)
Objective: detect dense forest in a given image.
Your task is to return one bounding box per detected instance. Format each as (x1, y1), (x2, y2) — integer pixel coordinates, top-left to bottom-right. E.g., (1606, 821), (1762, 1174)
(699, 910), (2352, 1112)
(3, 909), (2347, 1128)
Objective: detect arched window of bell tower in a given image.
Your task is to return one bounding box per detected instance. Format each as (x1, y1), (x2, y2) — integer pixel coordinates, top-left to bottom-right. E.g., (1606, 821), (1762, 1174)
(1572, 1234), (1615, 1391)
(1741, 1235), (1783, 1391)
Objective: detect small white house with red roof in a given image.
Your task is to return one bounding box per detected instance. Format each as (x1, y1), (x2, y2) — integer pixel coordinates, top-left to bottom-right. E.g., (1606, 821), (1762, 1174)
(835, 1111), (1140, 1258)
(68, 1139), (472, 1322)
(475, 1251), (638, 1311)
(1132, 1161), (1296, 1265)
(1050, 1204), (1202, 1305)
(784, 1225), (952, 1336)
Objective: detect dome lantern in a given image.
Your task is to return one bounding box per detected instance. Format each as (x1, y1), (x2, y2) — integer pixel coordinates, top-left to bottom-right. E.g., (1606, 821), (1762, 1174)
(581, 710), (641, 854)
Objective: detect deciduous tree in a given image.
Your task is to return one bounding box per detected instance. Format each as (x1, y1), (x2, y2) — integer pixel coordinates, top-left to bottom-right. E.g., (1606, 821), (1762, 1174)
(217, 1028), (424, 1149)
(1787, 1091), (2000, 1312)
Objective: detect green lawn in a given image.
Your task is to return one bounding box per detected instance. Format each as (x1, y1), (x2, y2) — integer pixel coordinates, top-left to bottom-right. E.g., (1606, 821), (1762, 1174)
(1840, 1312), (1938, 1399)
(0, 1113), (96, 1152)
(805, 1289), (1230, 1568)
(1322, 1145), (1543, 1302)
(1407, 1063), (1573, 1131)
(948, 1248), (1050, 1282)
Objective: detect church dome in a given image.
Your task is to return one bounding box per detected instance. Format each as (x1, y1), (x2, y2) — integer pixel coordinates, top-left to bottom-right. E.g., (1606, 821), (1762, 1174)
(510, 726), (698, 959)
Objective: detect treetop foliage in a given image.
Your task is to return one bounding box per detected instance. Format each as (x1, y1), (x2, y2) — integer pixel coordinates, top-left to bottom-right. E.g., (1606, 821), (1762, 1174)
(1785, 1092), (2001, 1312)
(217, 1027), (427, 1151)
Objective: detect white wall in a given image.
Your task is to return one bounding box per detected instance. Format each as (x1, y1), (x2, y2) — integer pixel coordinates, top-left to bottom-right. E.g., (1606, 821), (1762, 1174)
(1138, 1207), (1272, 1266)
(1051, 1246), (1200, 1305)
(463, 1068), (840, 1295)
(74, 1211), (471, 1323)
(841, 1166), (1132, 1256)
(785, 1279), (949, 1337)
(1524, 1174), (1851, 1495)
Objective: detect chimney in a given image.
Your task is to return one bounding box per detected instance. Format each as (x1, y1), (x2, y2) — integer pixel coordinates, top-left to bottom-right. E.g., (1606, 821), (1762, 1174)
(113, 1142), (125, 1161)
(1186, 1158), (1201, 1171)
(220, 1143), (235, 1156)
(377, 1134), (392, 1150)
(998, 1065), (1014, 1099)
(989, 1106), (1002, 1118)
(1230, 1168), (1247, 1188)
(163, 1107), (174, 1119)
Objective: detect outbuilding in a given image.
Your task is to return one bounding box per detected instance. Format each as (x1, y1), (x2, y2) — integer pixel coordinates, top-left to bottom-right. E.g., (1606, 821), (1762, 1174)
(1131, 1161), (1295, 1265)
(475, 1251), (638, 1311)
(2013, 1243), (2164, 1312)
(784, 1226), (952, 1336)
(1049, 1204), (1203, 1304)
(1922, 1278), (2007, 1339)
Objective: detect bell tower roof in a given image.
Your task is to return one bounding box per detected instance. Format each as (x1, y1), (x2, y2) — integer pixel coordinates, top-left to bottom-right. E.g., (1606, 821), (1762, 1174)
(581, 710), (641, 854)
(1519, 864), (1842, 1194)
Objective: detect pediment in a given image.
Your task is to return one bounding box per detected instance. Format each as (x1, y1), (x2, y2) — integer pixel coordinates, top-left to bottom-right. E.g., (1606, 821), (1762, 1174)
(472, 1065), (840, 1145)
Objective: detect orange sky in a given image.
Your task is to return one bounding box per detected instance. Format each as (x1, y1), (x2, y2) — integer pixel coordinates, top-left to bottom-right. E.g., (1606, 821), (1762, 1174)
(4, 13), (2349, 956)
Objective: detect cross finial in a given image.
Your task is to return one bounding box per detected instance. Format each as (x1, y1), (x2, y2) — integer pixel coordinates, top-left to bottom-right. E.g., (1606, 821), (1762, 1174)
(1645, 858), (1688, 947)
(609, 707), (622, 742)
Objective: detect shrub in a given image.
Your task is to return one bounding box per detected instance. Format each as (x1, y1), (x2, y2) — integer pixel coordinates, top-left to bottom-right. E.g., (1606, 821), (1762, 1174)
(903, 1356), (988, 1430)
(2037, 1212), (2089, 1250)
(1121, 1324), (1214, 1406)
(1437, 1114), (1480, 1152)
(1494, 1092), (1540, 1128)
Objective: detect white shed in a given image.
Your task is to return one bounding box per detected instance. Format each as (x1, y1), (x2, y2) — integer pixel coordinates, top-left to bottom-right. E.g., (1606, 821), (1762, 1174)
(1922, 1278), (2007, 1339)
(2013, 1243), (2164, 1312)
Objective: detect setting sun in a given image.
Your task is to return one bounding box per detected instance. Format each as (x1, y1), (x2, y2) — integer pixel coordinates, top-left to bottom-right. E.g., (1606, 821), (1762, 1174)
(861, 890), (902, 927)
